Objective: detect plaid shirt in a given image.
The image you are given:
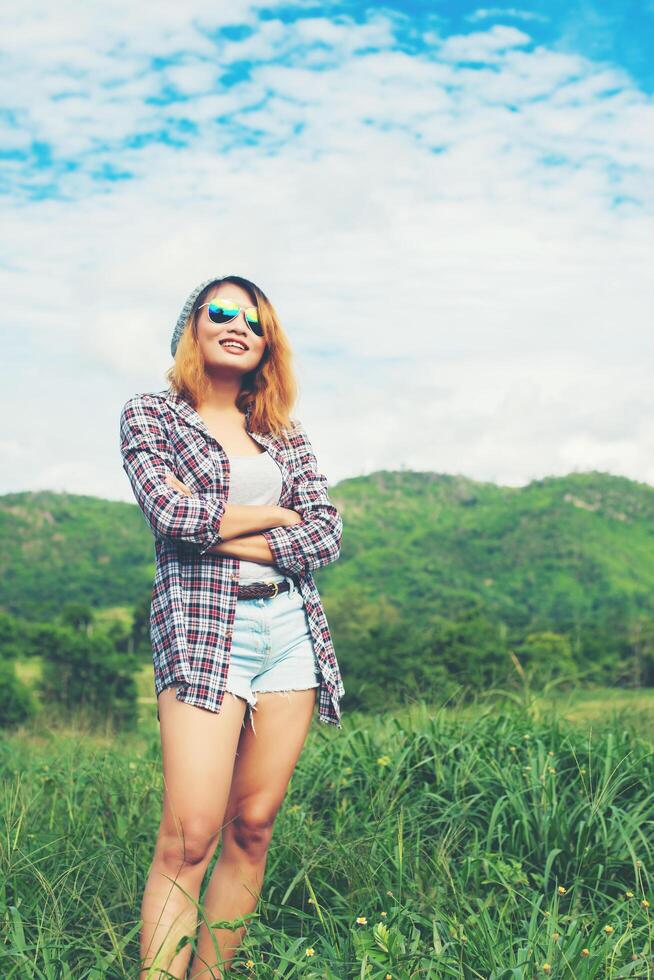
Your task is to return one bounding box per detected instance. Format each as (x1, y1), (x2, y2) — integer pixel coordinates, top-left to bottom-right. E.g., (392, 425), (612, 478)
(119, 386), (345, 726)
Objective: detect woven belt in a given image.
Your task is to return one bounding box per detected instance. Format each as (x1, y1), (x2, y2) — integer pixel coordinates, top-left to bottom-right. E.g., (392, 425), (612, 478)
(237, 579), (292, 600)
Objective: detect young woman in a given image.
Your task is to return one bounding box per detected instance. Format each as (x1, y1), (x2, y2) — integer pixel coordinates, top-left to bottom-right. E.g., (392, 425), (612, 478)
(119, 275), (345, 978)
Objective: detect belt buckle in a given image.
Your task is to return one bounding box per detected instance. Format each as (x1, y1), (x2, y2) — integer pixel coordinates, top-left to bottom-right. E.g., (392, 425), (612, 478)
(267, 581), (279, 598)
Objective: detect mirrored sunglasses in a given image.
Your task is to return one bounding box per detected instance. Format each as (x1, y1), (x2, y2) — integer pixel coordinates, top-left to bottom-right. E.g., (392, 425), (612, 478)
(198, 298), (264, 337)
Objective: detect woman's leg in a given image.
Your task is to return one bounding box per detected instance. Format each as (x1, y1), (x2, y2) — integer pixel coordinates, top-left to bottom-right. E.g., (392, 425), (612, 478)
(139, 685), (248, 980)
(188, 687), (317, 978)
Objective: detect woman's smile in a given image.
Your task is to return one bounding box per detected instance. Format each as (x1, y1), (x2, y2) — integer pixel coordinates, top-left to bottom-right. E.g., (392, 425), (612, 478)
(219, 339), (249, 354)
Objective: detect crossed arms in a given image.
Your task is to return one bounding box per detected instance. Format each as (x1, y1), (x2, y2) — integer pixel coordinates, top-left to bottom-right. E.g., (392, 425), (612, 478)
(163, 469), (289, 566)
(119, 395), (343, 576)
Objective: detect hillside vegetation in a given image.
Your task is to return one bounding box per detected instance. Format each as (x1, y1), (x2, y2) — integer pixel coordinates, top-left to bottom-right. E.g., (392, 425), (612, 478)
(2, 469), (653, 719)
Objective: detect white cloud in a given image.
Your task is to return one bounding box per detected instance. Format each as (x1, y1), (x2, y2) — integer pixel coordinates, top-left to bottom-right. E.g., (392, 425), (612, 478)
(437, 24), (533, 61)
(0, 2), (652, 500)
(467, 8), (550, 24)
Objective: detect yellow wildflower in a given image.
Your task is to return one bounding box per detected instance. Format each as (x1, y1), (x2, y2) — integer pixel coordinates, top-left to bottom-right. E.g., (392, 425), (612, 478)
(626, 891), (634, 899)
(305, 947), (315, 957)
(603, 924), (614, 934)
(543, 965), (551, 974)
(642, 898), (650, 909)
(558, 886), (567, 895)
(581, 948), (590, 956)
(380, 911), (387, 917)
(245, 960), (255, 969)
(356, 916), (367, 925)
(377, 755), (391, 766)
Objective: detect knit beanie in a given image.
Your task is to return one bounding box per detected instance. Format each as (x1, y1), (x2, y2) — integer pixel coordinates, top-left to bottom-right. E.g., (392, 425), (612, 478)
(170, 276), (224, 357)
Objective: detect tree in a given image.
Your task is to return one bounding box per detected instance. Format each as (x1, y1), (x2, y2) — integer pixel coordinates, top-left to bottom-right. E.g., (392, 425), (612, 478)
(0, 660), (37, 728)
(59, 602), (94, 634)
(513, 631), (577, 686)
(37, 623), (140, 729)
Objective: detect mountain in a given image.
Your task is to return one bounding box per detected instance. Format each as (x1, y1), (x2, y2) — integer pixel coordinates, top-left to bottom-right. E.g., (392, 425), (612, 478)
(0, 491), (155, 620)
(328, 468), (654, 628)
(2, 470), (653, 698)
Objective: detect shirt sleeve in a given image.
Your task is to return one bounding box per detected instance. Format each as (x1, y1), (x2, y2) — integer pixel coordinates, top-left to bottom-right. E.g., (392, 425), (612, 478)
(261, 420), (343, 576)
(119, 394), (226, 555)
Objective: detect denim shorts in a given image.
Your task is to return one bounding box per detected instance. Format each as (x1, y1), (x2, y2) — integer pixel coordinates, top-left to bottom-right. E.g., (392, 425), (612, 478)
(224, 575), (321, 733)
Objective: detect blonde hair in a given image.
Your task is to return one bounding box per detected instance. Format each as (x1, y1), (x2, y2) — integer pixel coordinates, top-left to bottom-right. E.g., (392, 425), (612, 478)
(165, 275), (299, 440)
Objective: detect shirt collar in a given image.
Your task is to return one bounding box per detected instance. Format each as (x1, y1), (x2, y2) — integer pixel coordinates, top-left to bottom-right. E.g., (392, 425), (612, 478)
(162, 386), (268, 444)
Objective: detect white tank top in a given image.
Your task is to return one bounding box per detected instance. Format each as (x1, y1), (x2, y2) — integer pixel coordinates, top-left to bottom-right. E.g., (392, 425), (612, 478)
(226, 450), (288, 584)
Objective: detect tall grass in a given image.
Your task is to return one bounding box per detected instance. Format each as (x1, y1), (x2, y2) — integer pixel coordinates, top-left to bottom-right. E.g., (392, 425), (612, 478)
(2, 695), (654, 977)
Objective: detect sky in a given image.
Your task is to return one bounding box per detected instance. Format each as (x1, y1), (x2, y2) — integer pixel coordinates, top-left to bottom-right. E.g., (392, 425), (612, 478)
(1, 0), (653, 500)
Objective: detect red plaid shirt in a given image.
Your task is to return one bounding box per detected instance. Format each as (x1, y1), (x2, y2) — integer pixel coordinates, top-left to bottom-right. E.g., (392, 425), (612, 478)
(119, 386), (345, 726)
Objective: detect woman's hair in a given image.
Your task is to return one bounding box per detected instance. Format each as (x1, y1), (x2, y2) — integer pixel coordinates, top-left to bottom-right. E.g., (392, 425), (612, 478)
(165, 275), (299, 439)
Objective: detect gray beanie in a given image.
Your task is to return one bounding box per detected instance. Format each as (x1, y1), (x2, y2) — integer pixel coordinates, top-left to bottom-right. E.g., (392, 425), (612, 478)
(170, 276), (225, 357)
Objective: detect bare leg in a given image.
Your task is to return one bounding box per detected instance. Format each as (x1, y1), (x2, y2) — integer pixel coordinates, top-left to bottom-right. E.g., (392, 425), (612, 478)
(139, 686), (247, 979)
(188, 688), (317, 978)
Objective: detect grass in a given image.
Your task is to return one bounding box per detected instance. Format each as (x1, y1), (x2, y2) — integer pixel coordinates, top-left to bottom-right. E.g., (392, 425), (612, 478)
(2, 687), (654, 977)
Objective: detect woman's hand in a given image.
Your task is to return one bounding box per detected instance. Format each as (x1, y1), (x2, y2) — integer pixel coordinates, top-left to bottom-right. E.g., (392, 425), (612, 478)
(277, 506), (303, 527)
(165, 472), (194, 496)
(164, 472), (303, 528)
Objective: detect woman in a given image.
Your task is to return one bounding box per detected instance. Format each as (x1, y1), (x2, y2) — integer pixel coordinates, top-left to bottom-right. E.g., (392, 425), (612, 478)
(119, 274), (345, 978)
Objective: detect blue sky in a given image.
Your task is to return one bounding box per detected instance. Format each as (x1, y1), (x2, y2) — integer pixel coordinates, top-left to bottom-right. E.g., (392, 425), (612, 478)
(1, 0), (653, 497)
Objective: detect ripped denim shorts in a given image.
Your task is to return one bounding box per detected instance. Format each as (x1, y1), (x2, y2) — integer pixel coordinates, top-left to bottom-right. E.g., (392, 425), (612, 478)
(224, 575), (321, 733)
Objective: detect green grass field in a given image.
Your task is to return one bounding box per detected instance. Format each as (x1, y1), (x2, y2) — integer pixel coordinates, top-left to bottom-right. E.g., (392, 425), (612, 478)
(2, 683), (654, 978)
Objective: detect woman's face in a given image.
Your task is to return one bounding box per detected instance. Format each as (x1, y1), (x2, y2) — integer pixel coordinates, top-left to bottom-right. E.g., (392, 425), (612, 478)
(194, 282), (266, 375)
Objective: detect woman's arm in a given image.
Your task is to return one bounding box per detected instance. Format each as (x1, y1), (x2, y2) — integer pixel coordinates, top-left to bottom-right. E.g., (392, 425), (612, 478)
(212, 503), (291, 542)
(163, 472), (302, 558)
(120, 395), (288, 553)
(260, 420), (343, 576)
(120, 395), (225, 554)
(208, 533), (278, 564)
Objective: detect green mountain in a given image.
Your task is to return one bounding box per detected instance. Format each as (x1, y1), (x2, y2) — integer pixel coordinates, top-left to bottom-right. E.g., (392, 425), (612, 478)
(2, 470), (653, 705)
(329, 468), (654, 627)
(0, 491), (155, 620)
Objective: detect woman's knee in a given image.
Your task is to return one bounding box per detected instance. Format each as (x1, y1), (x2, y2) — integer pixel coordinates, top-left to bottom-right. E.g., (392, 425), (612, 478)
(223, 802), (278, 859)
(156, 815), (223, 867)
